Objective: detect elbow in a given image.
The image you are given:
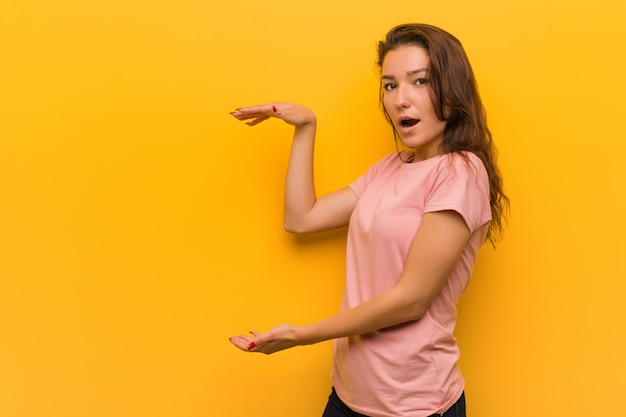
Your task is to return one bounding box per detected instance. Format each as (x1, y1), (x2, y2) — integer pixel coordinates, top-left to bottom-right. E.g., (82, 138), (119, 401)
(398, 295), (431, 322)
(405, 303), (428, 322)
(283, 213), (320, 234)
(283, 216), (299, 234)
(283, 220), (311, 234)
(391, 282), (436, 323)
(283, 223), (301, 234)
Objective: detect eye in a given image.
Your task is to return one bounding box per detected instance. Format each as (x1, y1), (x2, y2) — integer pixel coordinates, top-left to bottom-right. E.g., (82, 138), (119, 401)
(414, 78), (428, 86)
(383, 82), (397, 91)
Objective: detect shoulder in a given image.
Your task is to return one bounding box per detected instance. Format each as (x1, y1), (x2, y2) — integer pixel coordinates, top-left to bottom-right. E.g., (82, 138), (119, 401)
(374, 152), (405, 169)
(361, 152), (404, 177)
(445, 151), (485, 169)
(439, 152), (488, 182)
(427, 151), (490, 201)
(425, 152), (492, 231)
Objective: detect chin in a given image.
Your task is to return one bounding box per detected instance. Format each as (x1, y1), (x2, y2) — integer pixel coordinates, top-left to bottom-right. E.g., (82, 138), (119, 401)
(397, 136), (419, 148)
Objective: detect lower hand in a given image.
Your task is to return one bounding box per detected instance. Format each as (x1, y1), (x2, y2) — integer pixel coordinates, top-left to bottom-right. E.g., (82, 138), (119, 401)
(229, 323), (300, 355)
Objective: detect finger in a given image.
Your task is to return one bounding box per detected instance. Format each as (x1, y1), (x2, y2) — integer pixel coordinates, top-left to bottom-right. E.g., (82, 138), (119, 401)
(246, 330), (262, 351)
(229, 108), (267, 120)
(237, 104), (276, 114)
(230, 103), (279, 121)
(229, 111), (265, 122)
(229, 335), (253, 351)
(246, 115), (271, 126)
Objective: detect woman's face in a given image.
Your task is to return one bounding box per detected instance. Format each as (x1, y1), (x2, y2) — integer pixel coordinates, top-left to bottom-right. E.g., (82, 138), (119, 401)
(381, 45), (446, 161)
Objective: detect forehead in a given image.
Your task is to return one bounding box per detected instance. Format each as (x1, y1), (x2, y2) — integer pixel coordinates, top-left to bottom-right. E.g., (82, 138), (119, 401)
(381, 45), (430, 74)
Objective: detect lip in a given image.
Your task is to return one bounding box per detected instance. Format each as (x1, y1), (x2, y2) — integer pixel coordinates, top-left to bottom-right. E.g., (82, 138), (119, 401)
(397, 116), (420, 133)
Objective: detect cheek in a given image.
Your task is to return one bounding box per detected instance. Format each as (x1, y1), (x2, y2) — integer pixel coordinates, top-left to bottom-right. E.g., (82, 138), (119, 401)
(421, 100), (442, 121)
(415, 92), (435, 110)
(433, 120), (447, 136)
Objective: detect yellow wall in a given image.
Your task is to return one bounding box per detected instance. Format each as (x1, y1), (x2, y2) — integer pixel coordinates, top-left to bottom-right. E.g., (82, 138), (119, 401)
(1, 0), (625, 416)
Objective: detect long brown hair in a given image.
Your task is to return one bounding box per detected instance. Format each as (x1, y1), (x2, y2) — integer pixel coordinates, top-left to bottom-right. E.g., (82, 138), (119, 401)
(377, 23), (509, 245)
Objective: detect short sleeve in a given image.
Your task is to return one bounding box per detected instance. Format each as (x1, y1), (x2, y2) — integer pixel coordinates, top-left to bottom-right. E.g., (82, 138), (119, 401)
(424, 152), (492, 233)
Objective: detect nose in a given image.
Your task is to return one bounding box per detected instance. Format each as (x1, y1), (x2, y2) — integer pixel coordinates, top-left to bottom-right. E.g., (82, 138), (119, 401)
(394, 84), (411, 108)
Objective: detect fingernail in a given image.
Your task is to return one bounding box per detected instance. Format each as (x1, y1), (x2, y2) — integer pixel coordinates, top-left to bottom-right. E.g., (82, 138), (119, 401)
(272, 105), (277, 113)
(247, 342), (256, 350)
(229, 112), (237, 115)
(236, 107), (243, 111)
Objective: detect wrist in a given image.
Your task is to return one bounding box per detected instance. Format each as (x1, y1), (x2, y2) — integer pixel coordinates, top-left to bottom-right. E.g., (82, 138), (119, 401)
(294, 323), (316, 346)
(293, 121), (316, 143)
(296, 321), (329, 346)
(295, 118), (316, 131)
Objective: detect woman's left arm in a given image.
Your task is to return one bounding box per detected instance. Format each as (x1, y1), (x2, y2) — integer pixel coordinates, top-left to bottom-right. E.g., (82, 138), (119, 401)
(229, 210), (471, 354)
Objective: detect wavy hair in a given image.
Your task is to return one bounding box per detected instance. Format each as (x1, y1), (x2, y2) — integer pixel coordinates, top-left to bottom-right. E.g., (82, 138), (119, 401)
(377, 23), (509, 245)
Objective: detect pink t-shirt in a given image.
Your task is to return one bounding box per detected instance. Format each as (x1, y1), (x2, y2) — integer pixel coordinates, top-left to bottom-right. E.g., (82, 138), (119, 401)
(332, 151), (491, 417)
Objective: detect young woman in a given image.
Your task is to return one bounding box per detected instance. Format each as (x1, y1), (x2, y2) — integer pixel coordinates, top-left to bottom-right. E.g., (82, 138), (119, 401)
(229, 23), (508, 417)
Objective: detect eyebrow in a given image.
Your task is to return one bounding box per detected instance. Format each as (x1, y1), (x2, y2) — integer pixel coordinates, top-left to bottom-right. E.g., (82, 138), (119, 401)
(381, 68), (428, 80)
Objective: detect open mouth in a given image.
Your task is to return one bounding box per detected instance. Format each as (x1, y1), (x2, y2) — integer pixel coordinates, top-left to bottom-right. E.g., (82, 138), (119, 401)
(399, 118), (420, 128)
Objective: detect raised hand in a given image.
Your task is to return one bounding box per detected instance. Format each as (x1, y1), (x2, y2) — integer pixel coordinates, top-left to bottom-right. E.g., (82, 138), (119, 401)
(229, 103), (316, 128)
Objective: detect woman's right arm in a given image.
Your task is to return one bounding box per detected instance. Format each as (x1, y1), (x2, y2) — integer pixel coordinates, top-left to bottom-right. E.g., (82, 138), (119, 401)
(231, 102), (358, 233)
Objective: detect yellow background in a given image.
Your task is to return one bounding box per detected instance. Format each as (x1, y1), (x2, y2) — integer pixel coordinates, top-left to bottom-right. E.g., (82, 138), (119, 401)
(1, 0), (625, 416)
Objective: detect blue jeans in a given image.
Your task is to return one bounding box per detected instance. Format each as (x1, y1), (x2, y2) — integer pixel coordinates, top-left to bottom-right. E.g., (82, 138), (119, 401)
(321, 387), (466, 417)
